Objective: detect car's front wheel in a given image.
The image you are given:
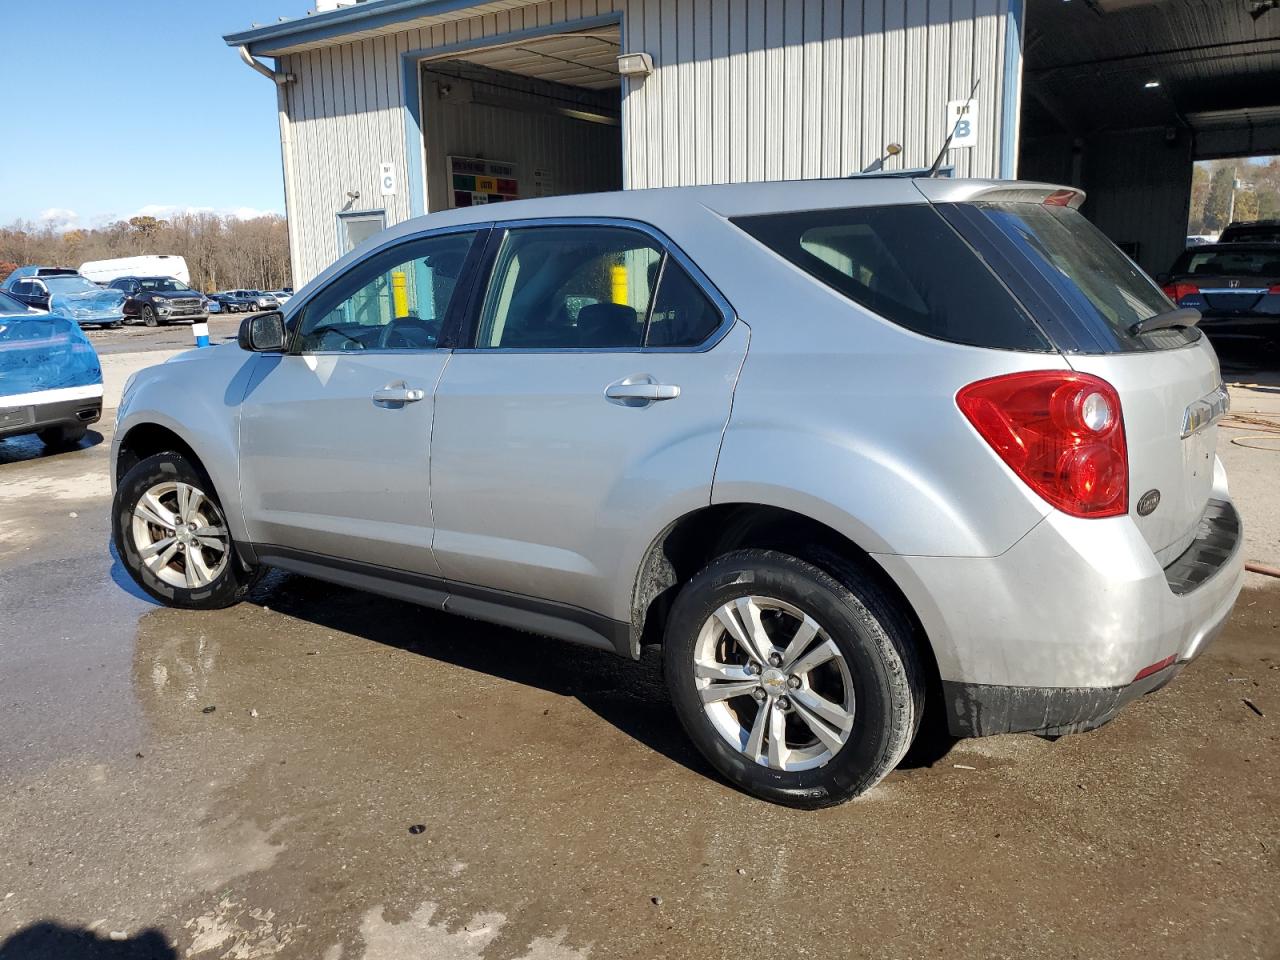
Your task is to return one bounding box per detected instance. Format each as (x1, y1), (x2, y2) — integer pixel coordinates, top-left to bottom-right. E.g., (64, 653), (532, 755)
(663, 549), (924, 808)
(141, 305), (159, 327)
(113, 452), (260, 608)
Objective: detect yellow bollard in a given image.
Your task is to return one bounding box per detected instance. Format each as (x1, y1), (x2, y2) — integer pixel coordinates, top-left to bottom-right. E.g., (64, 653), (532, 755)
(610, 264), (628, 306)
(391, 270), (409, 318)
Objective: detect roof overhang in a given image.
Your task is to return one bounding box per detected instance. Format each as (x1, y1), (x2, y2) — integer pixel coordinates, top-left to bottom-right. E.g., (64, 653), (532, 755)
(224, 0), (546, 57)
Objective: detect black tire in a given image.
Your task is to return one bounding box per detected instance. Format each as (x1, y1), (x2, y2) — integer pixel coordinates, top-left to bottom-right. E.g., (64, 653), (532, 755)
(113, 452), (260, 609)
(141, 305), (158, 327)
(663, 549), (924, 808)
(105, 320), (122, 330)
(37, 423), (87, 449)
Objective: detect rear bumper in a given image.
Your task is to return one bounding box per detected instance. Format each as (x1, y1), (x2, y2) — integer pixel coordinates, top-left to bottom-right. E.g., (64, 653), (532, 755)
(875, 493), (1245, 738)
(0, 386), (103, 439)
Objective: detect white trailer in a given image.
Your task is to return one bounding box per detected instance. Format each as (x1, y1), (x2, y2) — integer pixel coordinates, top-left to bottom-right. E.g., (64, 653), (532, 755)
(79, 255), (190, 286)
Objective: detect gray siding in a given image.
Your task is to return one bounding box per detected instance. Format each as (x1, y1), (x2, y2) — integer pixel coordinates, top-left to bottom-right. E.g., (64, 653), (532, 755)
(275, 0), (1016, 284)
(622, 0), (1015, 189)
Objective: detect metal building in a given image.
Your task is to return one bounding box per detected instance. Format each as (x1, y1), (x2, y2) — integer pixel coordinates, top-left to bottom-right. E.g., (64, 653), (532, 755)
(225, 0), (1280, 285)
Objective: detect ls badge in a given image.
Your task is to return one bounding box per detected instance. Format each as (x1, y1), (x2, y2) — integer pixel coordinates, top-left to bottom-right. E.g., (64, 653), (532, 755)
(1137, 489), (1161, 516)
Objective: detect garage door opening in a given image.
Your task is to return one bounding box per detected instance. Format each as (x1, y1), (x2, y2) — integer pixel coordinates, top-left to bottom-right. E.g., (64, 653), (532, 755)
(1018, 0), (1280, 276)
(419, 27), (623, 214)
(1188, 155), (1280, 243)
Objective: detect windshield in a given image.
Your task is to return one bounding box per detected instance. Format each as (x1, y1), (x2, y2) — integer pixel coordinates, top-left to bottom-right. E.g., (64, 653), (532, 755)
(1172, 247), (1280, 279)
(138, 277), (192, 292)
(44, 275), (103, 296)
(972, 202), (1194, 352)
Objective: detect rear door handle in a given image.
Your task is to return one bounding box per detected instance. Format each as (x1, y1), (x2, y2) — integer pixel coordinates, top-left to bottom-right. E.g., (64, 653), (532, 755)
(605, 376), (681, 407)
(372, 383), (425, 405)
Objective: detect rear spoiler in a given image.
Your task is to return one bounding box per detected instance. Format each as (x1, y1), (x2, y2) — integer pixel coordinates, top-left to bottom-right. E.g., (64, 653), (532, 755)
(912, 180), (1086, 209)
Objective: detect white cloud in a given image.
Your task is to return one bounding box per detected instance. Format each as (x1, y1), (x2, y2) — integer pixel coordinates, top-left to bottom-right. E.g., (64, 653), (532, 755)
(38, 208), (81, 232)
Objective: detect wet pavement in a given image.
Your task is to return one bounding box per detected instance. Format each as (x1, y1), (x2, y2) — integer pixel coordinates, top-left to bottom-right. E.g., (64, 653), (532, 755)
(2, 402), (1279, 959)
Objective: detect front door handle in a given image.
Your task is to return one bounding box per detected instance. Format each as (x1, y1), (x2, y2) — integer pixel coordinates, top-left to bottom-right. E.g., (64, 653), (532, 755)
(372, 382), (425, 405)
(605, 376), (681, 407)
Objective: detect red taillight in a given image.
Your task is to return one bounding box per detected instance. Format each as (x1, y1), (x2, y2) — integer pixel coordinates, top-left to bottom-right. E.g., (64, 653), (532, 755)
(1269, 283), (1280, 295)
(957, 371), (1128, 518)
(1043, 189), (1079, 207)
(1161, 281), (1200, 303)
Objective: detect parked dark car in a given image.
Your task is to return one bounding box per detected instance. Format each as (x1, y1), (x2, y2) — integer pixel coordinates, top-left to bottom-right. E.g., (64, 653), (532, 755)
(1160, 243), (1280, 357)
(1218, 220), (1280, 244)
(209, 291), (257, 313)
(108, 276), (209, 327)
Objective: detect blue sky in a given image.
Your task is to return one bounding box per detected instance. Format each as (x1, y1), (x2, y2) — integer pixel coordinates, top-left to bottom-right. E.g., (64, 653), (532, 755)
(0, 0), (315, 229)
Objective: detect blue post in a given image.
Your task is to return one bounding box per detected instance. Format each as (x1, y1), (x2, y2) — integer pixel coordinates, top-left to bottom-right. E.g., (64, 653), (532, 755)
(193, 321), (210, 348)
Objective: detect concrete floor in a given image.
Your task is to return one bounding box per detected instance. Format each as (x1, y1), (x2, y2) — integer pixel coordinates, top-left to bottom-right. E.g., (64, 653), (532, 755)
(1, 340), (1278, 959)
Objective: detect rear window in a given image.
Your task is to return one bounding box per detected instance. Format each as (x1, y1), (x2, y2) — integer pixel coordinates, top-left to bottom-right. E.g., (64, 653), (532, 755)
(1172, 247), (1280, 279)
(971, 202), (1195, 352)
(731, 205), (1050, 351)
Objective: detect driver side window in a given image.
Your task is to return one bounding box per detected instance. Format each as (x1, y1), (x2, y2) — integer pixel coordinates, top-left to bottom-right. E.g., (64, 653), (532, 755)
(295, 230), (476, 353)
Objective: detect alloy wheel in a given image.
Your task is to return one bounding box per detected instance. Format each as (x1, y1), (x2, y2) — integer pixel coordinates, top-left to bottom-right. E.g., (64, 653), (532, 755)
(693, 596), (855, 772)
(131, 480), (230, 589)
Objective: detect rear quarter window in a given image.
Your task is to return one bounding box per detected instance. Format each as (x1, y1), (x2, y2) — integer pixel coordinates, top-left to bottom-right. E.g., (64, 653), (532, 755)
(731, 205), (1050, 352)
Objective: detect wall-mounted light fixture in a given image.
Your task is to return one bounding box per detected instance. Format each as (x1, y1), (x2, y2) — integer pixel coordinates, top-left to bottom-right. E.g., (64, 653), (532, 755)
(1144, 79), (1161, 89)
(617, 52), (654, 78)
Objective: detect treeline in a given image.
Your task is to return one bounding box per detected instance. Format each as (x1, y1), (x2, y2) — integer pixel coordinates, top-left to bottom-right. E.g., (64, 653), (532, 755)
(0, 213), (291, 293)
(1188, 157), (1280, 236)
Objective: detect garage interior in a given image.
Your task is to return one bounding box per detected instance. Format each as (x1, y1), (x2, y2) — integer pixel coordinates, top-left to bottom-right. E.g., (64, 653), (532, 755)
(1019, 0), (1280, 276)
(419, 26), (624, 214)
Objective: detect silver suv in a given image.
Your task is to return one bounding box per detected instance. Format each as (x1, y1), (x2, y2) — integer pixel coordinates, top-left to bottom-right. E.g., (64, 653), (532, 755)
(111, 179), (1244, 808)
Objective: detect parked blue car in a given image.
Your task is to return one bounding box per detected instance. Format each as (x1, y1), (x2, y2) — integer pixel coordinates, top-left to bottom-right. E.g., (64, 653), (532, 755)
(0, 290), (103, 447)
(1, 266), (126, 329)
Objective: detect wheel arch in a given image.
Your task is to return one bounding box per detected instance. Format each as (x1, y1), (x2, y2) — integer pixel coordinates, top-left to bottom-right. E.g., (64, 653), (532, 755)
(629, 502), (942, 696)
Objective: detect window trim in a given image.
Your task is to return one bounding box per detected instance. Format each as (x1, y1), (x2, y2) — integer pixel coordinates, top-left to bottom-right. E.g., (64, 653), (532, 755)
(452, 216), (736, 355)
(285, 225), (485, 357)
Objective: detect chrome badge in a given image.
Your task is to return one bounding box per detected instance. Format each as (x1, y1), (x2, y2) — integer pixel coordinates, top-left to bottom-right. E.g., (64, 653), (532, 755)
(1137, 489), (1161, 516)
(1182, 384), (1230, 439)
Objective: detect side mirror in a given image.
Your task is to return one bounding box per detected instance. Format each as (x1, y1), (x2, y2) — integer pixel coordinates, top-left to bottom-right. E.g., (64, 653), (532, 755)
(238, 311), (286, 352)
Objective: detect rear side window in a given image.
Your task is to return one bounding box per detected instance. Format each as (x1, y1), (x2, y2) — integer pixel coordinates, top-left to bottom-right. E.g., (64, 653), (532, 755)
(732, 205), (1047, 351)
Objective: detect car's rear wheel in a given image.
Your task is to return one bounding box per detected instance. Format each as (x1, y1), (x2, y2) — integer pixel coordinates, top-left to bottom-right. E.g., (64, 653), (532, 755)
(38, 423), (87, 449)
(113, 452), (260, 608)
(141, 305), (158, 327)
(663, 549), (924, 808)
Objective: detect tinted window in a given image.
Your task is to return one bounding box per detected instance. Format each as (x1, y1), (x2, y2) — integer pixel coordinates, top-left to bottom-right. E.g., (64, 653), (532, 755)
(296, 231), (475, 353)
(973, 202), (1191, 351)
(732, 205), (1047, 351)
(1171, 247), (1280, 279)
(646, 259), (723, 347)
(138, 278), (191, 292)
(477, 227), (662, 349)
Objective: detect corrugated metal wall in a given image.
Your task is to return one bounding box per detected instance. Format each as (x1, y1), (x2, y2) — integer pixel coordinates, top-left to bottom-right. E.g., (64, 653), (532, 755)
(623, 0), (1014, 189)
(276, 0), (1016, 284)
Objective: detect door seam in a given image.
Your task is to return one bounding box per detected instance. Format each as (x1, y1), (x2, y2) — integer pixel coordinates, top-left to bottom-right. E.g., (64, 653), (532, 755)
(708, 319), (752, 504)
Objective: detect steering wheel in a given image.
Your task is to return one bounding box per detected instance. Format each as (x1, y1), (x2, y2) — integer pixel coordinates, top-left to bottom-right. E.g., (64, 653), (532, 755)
(377, 315), (439, 350)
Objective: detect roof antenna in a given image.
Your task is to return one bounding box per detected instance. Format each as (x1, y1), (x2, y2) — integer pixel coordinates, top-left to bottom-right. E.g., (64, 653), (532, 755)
(860, 143), (903, 175)
(925, 78), (980, 178)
